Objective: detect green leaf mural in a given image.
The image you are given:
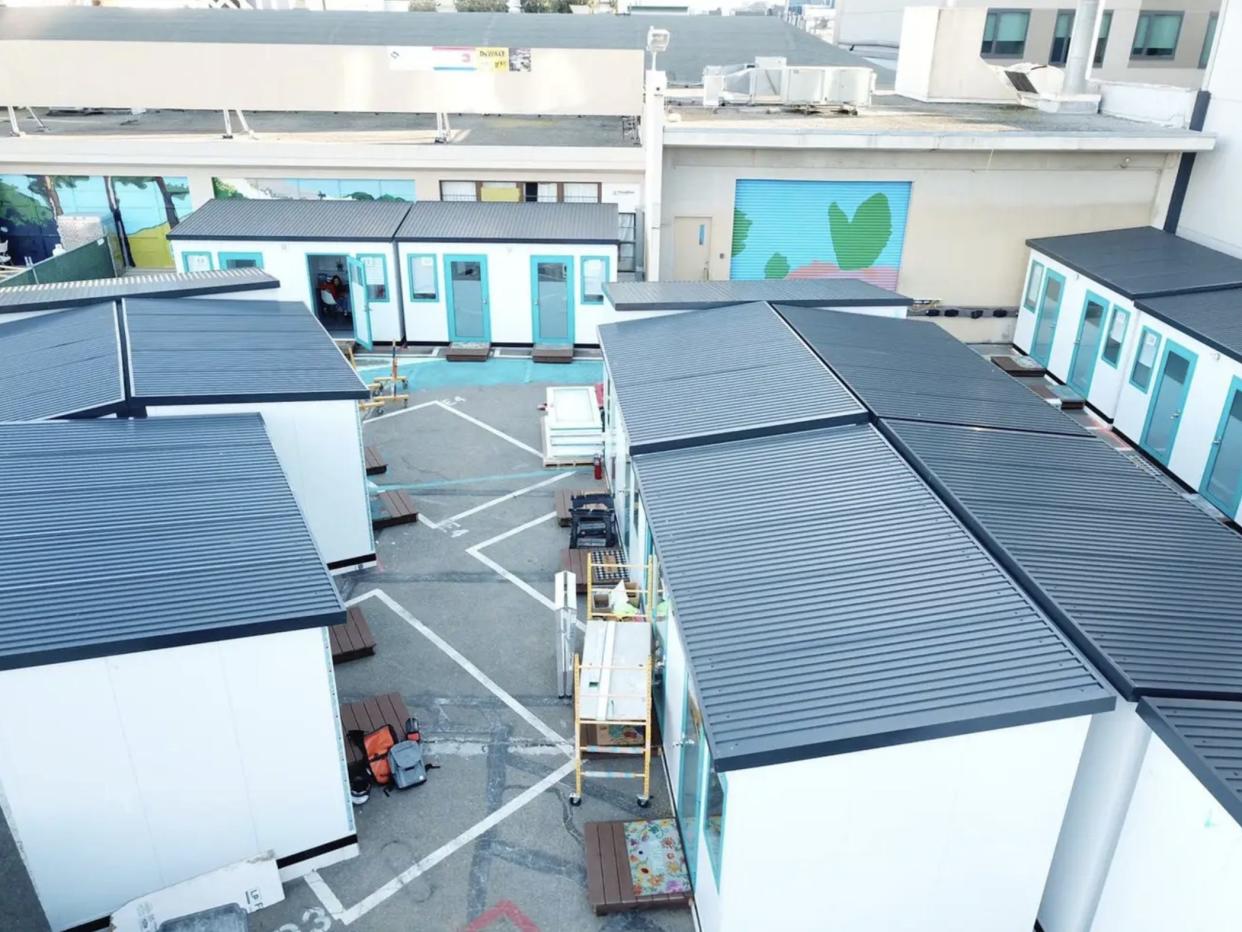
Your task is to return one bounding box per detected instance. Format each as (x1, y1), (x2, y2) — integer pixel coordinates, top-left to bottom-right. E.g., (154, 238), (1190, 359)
(764, 252), (790, 279)
(828, 193), (892, 270)
(732, 208), (752, 257)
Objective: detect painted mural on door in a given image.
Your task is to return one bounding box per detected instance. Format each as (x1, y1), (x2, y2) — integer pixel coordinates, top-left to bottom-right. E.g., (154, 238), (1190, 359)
(729, 180), (912, 290)
(0, 174), (191, 269)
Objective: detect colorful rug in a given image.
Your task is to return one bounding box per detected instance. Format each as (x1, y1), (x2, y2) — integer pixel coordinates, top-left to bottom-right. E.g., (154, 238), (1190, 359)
(623, 819), (691, 897)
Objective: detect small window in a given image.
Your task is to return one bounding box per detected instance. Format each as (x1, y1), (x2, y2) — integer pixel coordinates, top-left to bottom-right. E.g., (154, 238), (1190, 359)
(358, 253), (389, 302)
(408, 254), (438, 301)
(1132, 11), (1182, 59)
(1050, 11), (1075, 65)
(218, 252), (263, 270)
(182, 251), (213, 274)
(981, 10), (1031, 57)
(1130, 327), (1162, 390)
(581, 256), (608, 304)
(1094, 9), (1113, 64)
(703, 754), (727, 887)
(1201, 13), (1218, 68)
(440, 181), (477, 202)
(1023, 260), (1045, 312)
(618, 212), (637, 274)
(1101, 306), (1130, 366)
(563, 182), (600, 204)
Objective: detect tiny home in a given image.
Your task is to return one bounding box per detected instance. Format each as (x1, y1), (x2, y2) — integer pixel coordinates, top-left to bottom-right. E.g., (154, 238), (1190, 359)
(0, 296), (375, 571)
(168, 198), (411, 345)
(602, 278), (913, 321)
(394, 201), (619, 347)
(0, 415), (355, 932)
(1016, 227), (1242, 523)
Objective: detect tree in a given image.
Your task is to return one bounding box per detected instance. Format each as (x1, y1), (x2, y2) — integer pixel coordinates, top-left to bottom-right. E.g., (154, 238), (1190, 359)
(827, 192), (892, 271)
(456, 0), (508, 10)
(212, 178), (245, 200)
(731, 207), (752, 257)
(113, 176), (188, 229)
(764, 252), (790, 279)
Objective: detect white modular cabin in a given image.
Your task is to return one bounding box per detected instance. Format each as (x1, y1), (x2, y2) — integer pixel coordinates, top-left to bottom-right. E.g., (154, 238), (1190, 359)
(597, 306), (1113, 932)
(394, 201), (619, 346)
(1015, 228), (1242, 524)
(0, 416), (356, 932)
(168, 198), (410, 345)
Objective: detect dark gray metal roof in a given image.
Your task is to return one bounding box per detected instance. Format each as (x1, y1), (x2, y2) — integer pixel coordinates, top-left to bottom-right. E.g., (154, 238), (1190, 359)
(0, 9), (878, 85)
(1136, 287), (1242, 366)
(778, 306), (1088, 436)
(0, 304), (126, 421)
(599, 303), (865, 452)
(168, 198), (412, 242)
(395, 201), (618, 244)
(0, 415), (344, 671)
(1138, 698), (1242, 827)
(604, 279), (911, 310)
(633, 423), (1113, 771)
(1027, 227), (1242, 299)
(124, 298), (369, 405)
(0, 268), (277, 313)
(884, 420), (1242, 702)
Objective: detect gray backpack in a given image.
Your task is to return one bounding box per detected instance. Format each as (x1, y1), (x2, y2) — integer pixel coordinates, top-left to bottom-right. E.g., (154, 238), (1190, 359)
(388, 741), (427, 789)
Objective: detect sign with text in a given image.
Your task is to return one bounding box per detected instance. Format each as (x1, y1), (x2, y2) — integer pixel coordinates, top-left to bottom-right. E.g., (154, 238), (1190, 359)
(388, 46), (532, 73)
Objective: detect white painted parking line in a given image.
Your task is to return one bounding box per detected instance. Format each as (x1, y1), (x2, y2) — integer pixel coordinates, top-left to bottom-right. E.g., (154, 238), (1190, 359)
(468, 509), (558, 553)
(444, 470), (574, 524)
(361, 398), (442, 424)
(468, 548), (557, 612)
(304, 870), (346, 919)
(433, 400), (544, 459)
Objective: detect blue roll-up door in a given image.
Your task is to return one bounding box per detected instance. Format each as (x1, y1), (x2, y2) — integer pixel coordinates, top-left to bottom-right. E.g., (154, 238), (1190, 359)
(729, 179), (912, 291)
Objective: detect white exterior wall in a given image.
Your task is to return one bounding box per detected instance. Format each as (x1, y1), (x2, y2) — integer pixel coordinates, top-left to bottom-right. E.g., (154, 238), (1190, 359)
(1090, 733), (1242, 932)
(0, 627), (353, 931)
(150, 400), (374, 569)
(170, 238), (404, 342)
(394, 240), (619, 345)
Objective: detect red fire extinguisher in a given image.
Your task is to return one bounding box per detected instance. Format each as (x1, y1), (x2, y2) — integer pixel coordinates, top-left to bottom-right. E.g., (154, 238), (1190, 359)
(593, 453), (603, 481)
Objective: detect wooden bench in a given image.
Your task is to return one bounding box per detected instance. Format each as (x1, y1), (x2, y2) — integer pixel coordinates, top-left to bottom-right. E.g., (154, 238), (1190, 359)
(373, 489), (419, 530)
(329, 605), (377, 664)
(445, 342), (491, 362)
(533, 344), (574, 364)
(364, 446), (388, 477)
(585, 821), (691, 916)
(339, 692), (411, 767)
(561, 547), (626, 594)
(991, 355), (1047, 378)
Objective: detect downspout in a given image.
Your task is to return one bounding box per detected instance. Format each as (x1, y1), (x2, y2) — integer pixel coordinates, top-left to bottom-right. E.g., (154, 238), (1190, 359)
(641, 70), (666, 282)
(1163, 90), (1212, 233)
(1062, 0), (1101, 97)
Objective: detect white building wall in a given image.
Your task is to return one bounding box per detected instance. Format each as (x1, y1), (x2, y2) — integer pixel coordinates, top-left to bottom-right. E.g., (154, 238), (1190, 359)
(394, 240), (619, 345)
(1090, 734), (1242, 932)
(149, 400), (374, 569)
(714, 716), (1091, 932)
(170, 238), (404, 342)
(0, 627), (353, 931)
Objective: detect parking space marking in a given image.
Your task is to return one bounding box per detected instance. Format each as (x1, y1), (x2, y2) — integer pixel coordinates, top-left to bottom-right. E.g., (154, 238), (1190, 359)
(433, 401), (544, 459)
(361, 399), (442, 424)
(465, 512), (559, 612)
(445, 471), (575, 525)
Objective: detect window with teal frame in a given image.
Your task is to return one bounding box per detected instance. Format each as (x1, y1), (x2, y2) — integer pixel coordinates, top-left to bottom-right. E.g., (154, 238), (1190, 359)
(1130, 326), (1161, 391)
(1023, 260), (1044, 311)
(218, 251), (264, 270)
(408, 253), (439, 301)
(1101, 306), (1130, 366)
(357, 253), (389, 302)
(181, 251), (213, 274)
(703, 749), (726, 888)
(580, 255), (609, 304)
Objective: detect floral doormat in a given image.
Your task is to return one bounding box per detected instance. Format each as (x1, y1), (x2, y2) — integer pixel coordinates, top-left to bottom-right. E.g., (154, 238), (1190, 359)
(623, 819), (691, 897)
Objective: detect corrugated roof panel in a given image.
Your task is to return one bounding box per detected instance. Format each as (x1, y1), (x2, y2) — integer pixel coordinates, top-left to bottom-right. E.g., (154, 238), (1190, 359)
(168, 198), (411, 242)
(634, 424), (1113, 770)
(0, 415), (343, 670)
(0, 303), (125, 420)
(884, 421), (1242, 700)
(604, 279), (911, 310)
(0, 268), (277, 312)
(777, 306), (1088, 436)
(124, 298), (369, 404)
(1027, 227), (1242, 299)
(1138, 698), (1242, 827)
(600, 303), (865, 451)
(1136, 287), (1242, 366)
(395, 201), (618, 243)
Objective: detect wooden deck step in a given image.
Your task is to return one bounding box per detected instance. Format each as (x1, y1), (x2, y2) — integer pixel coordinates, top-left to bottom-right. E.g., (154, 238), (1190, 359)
(364, 445), (388, 476)
(373, 489), (419, 530)
(560, 547), (626, 594)
(585, 821), (691, 916)
(330, 605), (378, 664)
(991, 355), (1047, 378)
(533, 344), (574, 364)
(445, 342), (491, 362)
(339, 692), (411, 767)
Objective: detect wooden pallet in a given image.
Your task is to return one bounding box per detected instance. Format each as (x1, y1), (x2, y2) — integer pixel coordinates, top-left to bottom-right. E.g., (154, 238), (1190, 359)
(330, 605), (377, 664)
(373, 489), (419, 530)
(585, 821), (691, 916)
(561, 548), (626, 594)
(991, 355), (1047, 378)
(533, 344), (574, 364)
(445, 342), (491, 362)
(364, 446), (388, 477)
(339, 692), (411, 767)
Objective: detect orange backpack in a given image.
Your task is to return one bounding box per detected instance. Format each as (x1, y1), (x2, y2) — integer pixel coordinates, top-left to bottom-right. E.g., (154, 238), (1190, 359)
(362, 725), (399, 785)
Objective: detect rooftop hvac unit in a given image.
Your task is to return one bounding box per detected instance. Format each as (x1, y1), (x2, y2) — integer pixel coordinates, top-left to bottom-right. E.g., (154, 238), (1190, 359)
(703, 62), (874, 108)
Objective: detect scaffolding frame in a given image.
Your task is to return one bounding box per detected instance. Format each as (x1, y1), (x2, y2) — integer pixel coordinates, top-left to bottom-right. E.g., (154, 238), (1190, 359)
(569, 646), (653, 808)
(585, 553), (658, 622)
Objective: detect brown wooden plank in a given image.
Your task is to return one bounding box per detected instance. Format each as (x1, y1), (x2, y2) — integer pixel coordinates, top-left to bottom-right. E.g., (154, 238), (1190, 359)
(585, 823), (607, 912)
(610, 822), (637, 906)
(597, 822), (623, 910)
(364, 446), (388, 476)
(373, 490), (419, 530)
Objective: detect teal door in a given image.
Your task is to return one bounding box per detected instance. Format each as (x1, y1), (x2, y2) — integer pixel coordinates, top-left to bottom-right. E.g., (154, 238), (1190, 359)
(676, 684), (705, 886)
(1141, 341), (1197, 464)
(1030, 270), (1065, 365)
(346, 256), (373, 351)
(445, 256), (490, 342)
(531, 256), (574, 344)
(1067, 294), (1107, 395)
(1201, 379), (1242, 518)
